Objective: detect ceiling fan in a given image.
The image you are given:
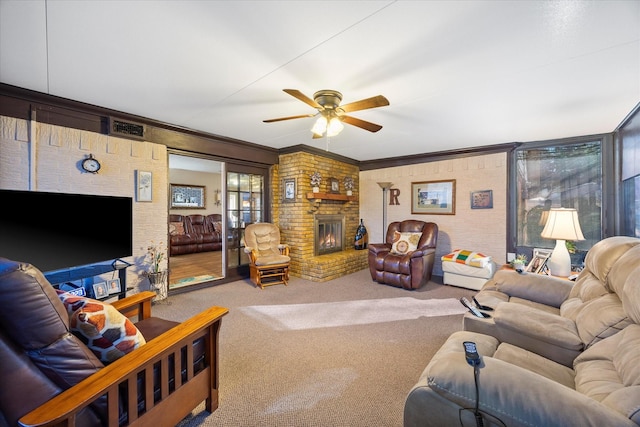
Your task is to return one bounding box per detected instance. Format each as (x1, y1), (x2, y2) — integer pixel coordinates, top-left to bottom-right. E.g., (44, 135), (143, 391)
(264, 89), (389, 138)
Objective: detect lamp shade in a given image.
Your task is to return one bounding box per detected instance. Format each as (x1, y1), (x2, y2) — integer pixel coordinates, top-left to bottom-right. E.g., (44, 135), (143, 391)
(541, 208), (584, 277)
(540, 208), (585, 241)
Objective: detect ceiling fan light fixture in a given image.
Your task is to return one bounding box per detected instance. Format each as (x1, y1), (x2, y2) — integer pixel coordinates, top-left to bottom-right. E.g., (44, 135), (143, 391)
(266, 88), (388, 140)
(327, 117), (344, 137)
(311, 116), (327, 136)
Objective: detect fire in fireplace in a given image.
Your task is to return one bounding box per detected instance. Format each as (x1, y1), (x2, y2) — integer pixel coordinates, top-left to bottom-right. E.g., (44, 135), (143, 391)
(314, 214), (346, 256)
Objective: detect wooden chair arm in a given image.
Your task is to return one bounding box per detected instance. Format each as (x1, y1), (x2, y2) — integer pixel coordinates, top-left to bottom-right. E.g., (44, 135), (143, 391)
(111, 290), (156, 320)
(19, 305), (229, 427)
(277, 244), (290, 256)
(245, 248), (258, 264)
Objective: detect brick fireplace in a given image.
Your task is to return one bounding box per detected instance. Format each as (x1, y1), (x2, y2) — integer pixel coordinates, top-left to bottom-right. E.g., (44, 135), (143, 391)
(274, 151), (368, 282)
(315, 214), (345, 255)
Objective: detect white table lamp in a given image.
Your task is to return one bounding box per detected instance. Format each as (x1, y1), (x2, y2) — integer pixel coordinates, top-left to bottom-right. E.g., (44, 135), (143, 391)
(540, 208), (585, 277)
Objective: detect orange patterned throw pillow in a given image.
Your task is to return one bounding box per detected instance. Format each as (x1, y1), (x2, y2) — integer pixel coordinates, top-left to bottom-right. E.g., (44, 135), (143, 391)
(390, 231), (421, 255)
(58, 293), (146, 364)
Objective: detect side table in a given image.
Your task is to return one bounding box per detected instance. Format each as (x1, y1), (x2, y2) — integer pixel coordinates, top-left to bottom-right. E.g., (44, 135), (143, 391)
(500, 264), (578, 281)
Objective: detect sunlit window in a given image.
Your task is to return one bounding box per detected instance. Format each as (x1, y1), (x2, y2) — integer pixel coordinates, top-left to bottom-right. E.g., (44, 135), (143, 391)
(515, 141), (602, 260)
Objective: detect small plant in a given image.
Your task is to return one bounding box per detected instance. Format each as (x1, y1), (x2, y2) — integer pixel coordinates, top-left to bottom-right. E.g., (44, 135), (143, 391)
(310, 171), (322, 187)
(510, 254), (528, 267)
(145, 241), (166, 273)
(566, 240), (576, 254)
(343, 176), (354, 191)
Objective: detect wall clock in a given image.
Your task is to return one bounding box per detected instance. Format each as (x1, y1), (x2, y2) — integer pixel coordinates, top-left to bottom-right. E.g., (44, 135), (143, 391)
(81, 154), (101, 173)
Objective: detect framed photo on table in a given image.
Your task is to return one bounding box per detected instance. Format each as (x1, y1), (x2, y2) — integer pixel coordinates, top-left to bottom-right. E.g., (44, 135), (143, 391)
(107, 278), (121, 294)
(411, 180), (456, 215)
(93, 282), (108, 299)
(526, 249), (552, 274)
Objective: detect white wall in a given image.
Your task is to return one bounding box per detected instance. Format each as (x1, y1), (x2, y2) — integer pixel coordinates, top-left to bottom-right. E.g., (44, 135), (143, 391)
(360, 153), (507, 276)
(0, 116), (168, 292)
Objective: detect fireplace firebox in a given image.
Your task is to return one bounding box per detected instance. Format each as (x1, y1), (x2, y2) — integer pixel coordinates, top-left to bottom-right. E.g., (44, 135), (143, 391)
(314, 214), (346, 256)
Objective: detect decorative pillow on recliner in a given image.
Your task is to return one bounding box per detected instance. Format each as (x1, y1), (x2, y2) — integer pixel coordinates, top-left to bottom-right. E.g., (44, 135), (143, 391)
(58, 293), (146, 364)
(169, 221), (185, 235)
(441, 249), (491, 268)
(390, 231), (421, 255)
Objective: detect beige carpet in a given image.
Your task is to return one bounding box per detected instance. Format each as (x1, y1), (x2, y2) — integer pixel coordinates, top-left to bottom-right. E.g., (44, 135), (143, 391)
(151, 269), (477, 427)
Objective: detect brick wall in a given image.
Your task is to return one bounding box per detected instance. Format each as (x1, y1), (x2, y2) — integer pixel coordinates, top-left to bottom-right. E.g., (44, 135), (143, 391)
(274, 152), (367, 281)
(0, 116), (168, 292)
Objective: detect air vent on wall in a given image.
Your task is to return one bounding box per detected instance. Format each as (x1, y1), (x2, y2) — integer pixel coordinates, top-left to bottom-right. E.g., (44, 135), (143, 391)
(109, 117), (145, 140)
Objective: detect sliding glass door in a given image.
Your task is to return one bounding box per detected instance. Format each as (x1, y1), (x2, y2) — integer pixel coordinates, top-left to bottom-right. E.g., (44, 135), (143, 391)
(226, 171), (264, 269)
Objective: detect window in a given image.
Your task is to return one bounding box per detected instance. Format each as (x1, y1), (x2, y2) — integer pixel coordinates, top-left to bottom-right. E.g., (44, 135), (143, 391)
(514, 140), (602, 262)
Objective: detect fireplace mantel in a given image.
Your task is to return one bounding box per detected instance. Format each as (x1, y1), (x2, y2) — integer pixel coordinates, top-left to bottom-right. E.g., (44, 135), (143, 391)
(306, 192), (356, 202)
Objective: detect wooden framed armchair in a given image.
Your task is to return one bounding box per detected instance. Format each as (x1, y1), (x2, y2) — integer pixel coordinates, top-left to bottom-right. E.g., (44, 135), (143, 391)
(0, 257), (228, 427)
(367, 220), (438, 290)
(243, 222), (290, 289)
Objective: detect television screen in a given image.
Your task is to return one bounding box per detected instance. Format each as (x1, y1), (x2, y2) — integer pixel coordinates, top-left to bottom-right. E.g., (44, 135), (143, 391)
(0, 189), (133, 273)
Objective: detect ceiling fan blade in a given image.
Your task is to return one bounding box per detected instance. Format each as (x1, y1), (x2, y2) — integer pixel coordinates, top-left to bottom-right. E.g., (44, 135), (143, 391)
(341, 115), (383, 133)
(263, 113), (316, 123)
(339, 95), (389, 113)
(283, 89), (322, 109)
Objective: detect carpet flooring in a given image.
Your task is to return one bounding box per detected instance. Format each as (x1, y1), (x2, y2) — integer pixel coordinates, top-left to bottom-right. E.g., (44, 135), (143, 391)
(151, 268), (477, 427)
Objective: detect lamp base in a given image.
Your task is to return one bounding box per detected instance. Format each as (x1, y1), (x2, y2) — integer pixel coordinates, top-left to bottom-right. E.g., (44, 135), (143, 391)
(547, 239), (571, 277)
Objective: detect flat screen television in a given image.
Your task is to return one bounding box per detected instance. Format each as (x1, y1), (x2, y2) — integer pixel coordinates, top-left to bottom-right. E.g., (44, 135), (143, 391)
(0, 189), (133, 273)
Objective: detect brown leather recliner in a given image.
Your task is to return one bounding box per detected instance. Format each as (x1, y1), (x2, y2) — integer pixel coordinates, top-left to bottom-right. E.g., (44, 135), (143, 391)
(368, 220), (438, 290)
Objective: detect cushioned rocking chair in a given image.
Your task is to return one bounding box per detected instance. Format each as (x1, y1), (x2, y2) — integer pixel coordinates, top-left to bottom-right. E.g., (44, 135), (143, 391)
(243, 222), (290, 289)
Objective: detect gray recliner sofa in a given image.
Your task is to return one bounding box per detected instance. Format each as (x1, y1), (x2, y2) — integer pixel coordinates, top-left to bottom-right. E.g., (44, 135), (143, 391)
(404, 236), (640, 427)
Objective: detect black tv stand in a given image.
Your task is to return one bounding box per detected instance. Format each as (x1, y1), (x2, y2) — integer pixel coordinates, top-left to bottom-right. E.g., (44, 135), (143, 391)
(45, 261), (132, 300)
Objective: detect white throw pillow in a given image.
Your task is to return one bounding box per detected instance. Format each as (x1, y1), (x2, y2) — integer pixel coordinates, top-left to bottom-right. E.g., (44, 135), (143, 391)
(391, 231), (421, 255)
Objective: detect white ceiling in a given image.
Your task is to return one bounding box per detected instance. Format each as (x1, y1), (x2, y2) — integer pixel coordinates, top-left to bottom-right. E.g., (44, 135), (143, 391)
(1, 1), (639, 162)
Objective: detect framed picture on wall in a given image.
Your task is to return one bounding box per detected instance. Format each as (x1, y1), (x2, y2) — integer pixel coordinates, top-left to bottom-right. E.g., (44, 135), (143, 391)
(470, 190), (493, 209)
(411, 180), (456, 215)
(170, 184), (206, 209)
(136, 170), (152, 202)
(283, 178), (296, 202)
(328, 177), (340, 193)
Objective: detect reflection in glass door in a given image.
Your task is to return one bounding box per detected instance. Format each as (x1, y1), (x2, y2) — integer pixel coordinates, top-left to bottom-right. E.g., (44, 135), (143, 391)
(227, 172), (263, 268)
(167, 154), (224, 290)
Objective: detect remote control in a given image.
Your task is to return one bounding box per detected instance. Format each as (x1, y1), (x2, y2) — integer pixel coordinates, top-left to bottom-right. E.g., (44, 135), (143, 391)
(473, 296), (493, 311)
(463, 341), (481, 366)
(460, 297), (486, 318)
